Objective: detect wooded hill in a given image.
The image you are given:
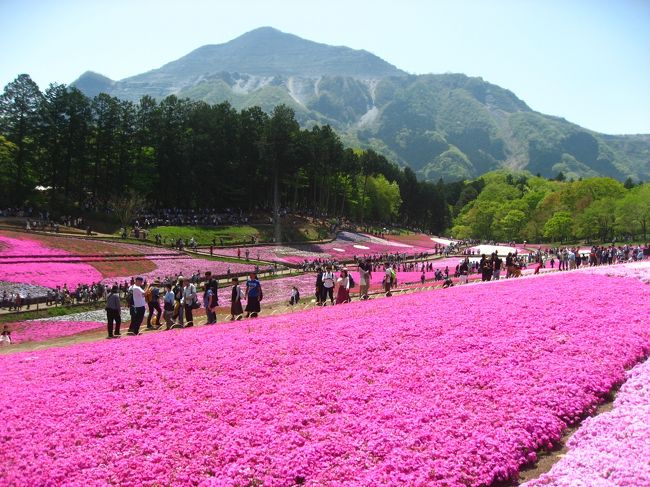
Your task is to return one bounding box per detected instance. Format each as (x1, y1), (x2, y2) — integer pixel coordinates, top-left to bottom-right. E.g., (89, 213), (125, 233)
(72, 27), (650, 183)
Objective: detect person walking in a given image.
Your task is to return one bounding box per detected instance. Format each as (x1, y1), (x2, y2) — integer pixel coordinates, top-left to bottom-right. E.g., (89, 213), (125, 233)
(183, 279), (198, 327)
(321, 266), (335, 305)
(230, 277), (244, 320)
(384, 263), (393, 296)
(162, 283), (177, 330)
(493, 254), (503, 280)
(245, 272), (262, 318)
(336, 269), (351, 304)
(289, 286), (300, 306)
(146, 283), (162, 330)
(459, 259), (469, 285)
(127, 277), (146, 336)
(204, 282), (218, 324)
(105, 285), (122, 338)
(315, 267), (324, 305)
(173, 278), (185, 327)
(359, 260), (371, 300)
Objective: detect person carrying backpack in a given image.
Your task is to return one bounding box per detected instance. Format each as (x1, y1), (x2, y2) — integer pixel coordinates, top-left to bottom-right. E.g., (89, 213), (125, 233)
(146, 283), (162, 330)
(384, 263), (393, 297)
(204, 281), (218, 324)
(173, 277), (185, 327)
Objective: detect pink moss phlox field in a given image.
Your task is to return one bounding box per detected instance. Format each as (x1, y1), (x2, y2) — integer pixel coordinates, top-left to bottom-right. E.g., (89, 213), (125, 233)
(1, 271), (649, 485)
(4, 320), (105, 344)
(523, 358), (650, 487)
(0, 235), (103, 288)
(101, 255), (253, 285)
(580, 261), (650, 284)
(212, 233), (433, 264)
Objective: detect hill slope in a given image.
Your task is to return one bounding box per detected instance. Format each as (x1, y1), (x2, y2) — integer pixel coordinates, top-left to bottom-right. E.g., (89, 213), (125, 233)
(73, 28), (650, 182)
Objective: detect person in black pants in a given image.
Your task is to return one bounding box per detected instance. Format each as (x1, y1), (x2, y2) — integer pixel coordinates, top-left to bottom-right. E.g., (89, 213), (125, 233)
(146, 284), (162, 329)
(105, 285), (122, 338)
(127, 277), (146, 336)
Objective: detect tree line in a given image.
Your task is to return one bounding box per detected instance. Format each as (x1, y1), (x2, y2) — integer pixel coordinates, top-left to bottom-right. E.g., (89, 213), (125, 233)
(0, 74), (462, 233)
(451, 171), (649, 243)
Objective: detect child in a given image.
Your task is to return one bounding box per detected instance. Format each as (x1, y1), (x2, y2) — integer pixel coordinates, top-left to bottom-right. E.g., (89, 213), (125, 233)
(230, 277), (244, 321)
(0, 325), (11, 346)
(289, 286), (300, 306)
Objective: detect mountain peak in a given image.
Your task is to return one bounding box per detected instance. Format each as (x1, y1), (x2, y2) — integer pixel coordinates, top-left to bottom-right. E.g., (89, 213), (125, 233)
(71, 71), (114, 97)
(156, 26), (405, 79)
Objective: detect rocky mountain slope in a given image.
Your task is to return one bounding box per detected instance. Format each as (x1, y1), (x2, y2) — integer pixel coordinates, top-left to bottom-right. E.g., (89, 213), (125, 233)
(73, 27), (650, 182)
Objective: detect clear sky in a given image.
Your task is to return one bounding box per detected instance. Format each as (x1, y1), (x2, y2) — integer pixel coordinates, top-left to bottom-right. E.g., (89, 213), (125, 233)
(1, 0), (649, 134)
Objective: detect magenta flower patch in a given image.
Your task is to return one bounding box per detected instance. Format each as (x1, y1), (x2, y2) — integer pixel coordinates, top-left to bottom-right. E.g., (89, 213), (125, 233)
(3, 320), (105, 344)
(0, 270), (648, 485)
(523, 358), (650, 486)
(0, 234), (103, 288)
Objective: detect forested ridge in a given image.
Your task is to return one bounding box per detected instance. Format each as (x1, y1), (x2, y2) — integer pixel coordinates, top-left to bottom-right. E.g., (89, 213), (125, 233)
(1, 74), (648, 243)
(0, 74), (451, 232)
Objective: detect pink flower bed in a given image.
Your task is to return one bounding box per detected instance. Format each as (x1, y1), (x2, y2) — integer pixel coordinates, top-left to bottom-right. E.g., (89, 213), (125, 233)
(383, 233), (455, 248)
(101, 256), (256, 285)
(1, 270), (649, 485)
(0, 234), (103, 288)
(580, 261), (650, 284)
(212, 233), (433, 265)
(523, 358), (650, 487)
(3, 320), (105, 344)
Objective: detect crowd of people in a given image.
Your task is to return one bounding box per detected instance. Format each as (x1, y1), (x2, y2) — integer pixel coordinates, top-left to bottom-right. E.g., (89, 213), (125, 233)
(103, 271), (266, 338)
(1, 283), (108, 311)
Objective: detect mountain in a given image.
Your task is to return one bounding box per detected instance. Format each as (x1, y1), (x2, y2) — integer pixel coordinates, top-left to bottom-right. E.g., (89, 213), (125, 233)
(72, 27), (650, 182)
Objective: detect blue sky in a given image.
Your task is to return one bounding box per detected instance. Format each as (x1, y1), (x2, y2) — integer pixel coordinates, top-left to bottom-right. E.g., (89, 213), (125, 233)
(1, 0), (648, 134)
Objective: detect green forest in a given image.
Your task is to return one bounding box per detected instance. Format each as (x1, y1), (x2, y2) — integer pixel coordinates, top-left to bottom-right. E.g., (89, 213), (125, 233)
(450, 171), (649, 243)
(1, 74), (648, 243)
(0, 74), (449, 232)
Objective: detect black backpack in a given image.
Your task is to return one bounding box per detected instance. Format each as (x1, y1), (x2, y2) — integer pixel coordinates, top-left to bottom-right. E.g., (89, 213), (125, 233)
(348, 274), (355, 288)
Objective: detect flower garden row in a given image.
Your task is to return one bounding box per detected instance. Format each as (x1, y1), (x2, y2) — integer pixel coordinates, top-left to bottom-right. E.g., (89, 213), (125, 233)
(524, 356), (650, 486)
(0, 231), (255, 290)
(1, 268), (648, 485)
(2, 320), (106, 344)
(211, 232), (436, 264)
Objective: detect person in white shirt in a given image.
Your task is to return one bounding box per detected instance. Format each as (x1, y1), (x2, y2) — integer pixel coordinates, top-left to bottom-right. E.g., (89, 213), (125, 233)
(384, 263), (393, 296)
(320, 266), (335, 305)
(127, 277), (146, 335)
(162, 283), (177, 330)
(183, 281), (197, 327)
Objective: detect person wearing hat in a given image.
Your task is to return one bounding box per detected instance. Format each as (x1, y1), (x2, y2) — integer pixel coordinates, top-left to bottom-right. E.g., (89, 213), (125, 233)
(105, 285), (122, 338)
(127, 277), (146, 335)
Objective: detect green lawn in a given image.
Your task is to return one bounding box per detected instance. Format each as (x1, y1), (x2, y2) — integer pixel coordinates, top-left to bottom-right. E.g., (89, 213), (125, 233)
(145, 223), (328, 246)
